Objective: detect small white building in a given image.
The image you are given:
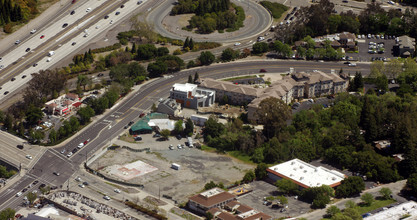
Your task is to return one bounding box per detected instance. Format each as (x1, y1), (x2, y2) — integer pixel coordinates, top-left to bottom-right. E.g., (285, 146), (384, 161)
(267, 158), (346, 188)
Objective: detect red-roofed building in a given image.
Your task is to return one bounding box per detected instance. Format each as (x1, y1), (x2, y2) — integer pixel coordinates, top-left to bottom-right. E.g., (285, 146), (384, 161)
(72, 102), (82, 108)
(188, 188), (236, 214)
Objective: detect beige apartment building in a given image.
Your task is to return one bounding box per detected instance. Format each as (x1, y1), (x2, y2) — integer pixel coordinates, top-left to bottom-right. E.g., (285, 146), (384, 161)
(199, 70), (348, 121)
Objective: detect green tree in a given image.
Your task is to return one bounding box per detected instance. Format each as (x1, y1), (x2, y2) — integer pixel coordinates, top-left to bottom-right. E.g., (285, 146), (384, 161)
(275, 179), (299, 195)
(184, 118), (194, 136)
(188, 75), (193, 83)
(336, 176), (365, 198)
(160, 129), (170, 140)
(277, 195), (288, 205)
(4, 114), (13, 131)
(353, 72), (364, 92)
(326, 205), (341, 218)
(342, 207), (361, 220)
(77, 106), (95, 124)
(174, 119), (184, 134)
(49, 129), (57, 143)
(254, 163), (268, 180)
(147, 61), (168, 78)
(157, 47), (169, 57)
(379, 187), (392, 200)
(27, 192), (37, 204)
(242, 170), (255, 183)
(26, 105), (43, 126)
(254, 97), (291, 139)
(77, 74), (91, 91)
(361, 193), (374, 206)
(203, 116), (225, 141)
(198, 51), (215, 65)
(252, 42), (269, 54)
(189, 38), (194, 50)
(407, 173), (417, 196)
(194, 72), (199, 82)
(0, 208), (15, 220)
(221, 48), (239, 61)
(204, 181), (218, 190)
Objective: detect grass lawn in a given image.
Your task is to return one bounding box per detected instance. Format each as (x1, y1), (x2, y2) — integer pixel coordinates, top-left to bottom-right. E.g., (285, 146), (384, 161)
(227, 151), (255, 165)
(356, 199), (396, 214)
(200, 145), (217, 153)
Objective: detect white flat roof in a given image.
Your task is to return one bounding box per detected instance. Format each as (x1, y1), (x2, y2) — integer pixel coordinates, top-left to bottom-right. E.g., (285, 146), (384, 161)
(268, 158), (345, 187)
(172, 83), (197, 92)
(365, 201), (417, 220)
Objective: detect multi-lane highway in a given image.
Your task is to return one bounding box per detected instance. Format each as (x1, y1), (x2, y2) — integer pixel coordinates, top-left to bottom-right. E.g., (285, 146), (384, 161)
(0, 0), (149, 100)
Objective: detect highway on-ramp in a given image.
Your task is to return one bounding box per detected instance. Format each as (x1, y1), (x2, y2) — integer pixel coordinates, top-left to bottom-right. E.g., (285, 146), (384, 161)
(147, 0), (272, 43)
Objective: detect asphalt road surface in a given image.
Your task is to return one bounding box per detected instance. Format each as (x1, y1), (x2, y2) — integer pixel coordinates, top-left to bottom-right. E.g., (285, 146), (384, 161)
(146, 0), (272, 43)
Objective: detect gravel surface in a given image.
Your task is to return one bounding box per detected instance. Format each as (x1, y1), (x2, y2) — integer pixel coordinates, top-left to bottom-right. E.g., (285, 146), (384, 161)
(90, 133), (255, 204)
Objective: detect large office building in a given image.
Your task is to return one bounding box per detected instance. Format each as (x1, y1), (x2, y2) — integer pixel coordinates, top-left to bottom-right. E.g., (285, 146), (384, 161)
(267, 159), (346, 188)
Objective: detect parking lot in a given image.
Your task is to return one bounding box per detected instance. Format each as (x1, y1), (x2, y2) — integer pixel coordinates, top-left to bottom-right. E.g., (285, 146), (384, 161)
(236, 181), (311, 218)
(89, 132), (255, 204)
(350, 35), (397, 62)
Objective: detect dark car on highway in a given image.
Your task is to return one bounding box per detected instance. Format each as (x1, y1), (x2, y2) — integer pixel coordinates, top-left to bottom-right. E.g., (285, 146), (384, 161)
(70, 10), (75, 15)
(72, 148), (78, 153)
(62, 23), (68, 28)
(17, 145), (24, 149)
(25, 48), (30, 52)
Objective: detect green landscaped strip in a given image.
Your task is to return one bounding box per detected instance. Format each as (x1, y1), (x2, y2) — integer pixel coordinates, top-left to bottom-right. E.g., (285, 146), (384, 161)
(355, 199), (396, 214)
(222, 75), (264, 81)
(201, 145), (217, 152)
(260, 1), (289, 19)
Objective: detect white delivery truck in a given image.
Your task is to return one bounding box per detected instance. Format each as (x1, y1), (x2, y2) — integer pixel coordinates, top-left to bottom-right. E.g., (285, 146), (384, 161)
(171, 163), (180, 170)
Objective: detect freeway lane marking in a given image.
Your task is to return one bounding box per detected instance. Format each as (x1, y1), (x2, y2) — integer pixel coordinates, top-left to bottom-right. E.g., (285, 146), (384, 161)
(54, 15), (96, 42)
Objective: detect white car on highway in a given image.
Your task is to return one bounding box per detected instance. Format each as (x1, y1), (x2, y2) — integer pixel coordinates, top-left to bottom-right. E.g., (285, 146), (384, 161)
(26, 155), (32, 159)
(67, 152), (73, 157)
(77, 142), (84, 149)
(114, 189), (121, 193)
(234, 42), (241, 46)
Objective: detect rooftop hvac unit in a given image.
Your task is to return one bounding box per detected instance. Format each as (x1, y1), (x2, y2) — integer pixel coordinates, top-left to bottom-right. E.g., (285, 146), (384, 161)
(314, 169), (318, 172)
(300, 177), (304, 180)
(332, 177), (336, 180)
(304, 170), (307, 173)
(291, 161), (295, 165)
(300, 165), (304, 169)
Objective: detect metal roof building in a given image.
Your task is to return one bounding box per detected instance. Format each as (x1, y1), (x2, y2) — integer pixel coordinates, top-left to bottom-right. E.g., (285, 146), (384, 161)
(267, 158), (346, 188)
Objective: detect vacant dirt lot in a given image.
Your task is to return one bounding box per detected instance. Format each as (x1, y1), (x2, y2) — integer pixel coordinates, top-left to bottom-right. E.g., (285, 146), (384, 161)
(89, 133), (255, 204)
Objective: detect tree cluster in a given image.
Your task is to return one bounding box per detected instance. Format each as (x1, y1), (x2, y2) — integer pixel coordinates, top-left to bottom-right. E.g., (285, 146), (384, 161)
(147, 55), (185, 78)
(171, 0), (244, 33)
(0, 0), (23, 25)
(279, 0), (417, 44)
(171, 0), (231, 16)
(109, 62), (148, 92)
